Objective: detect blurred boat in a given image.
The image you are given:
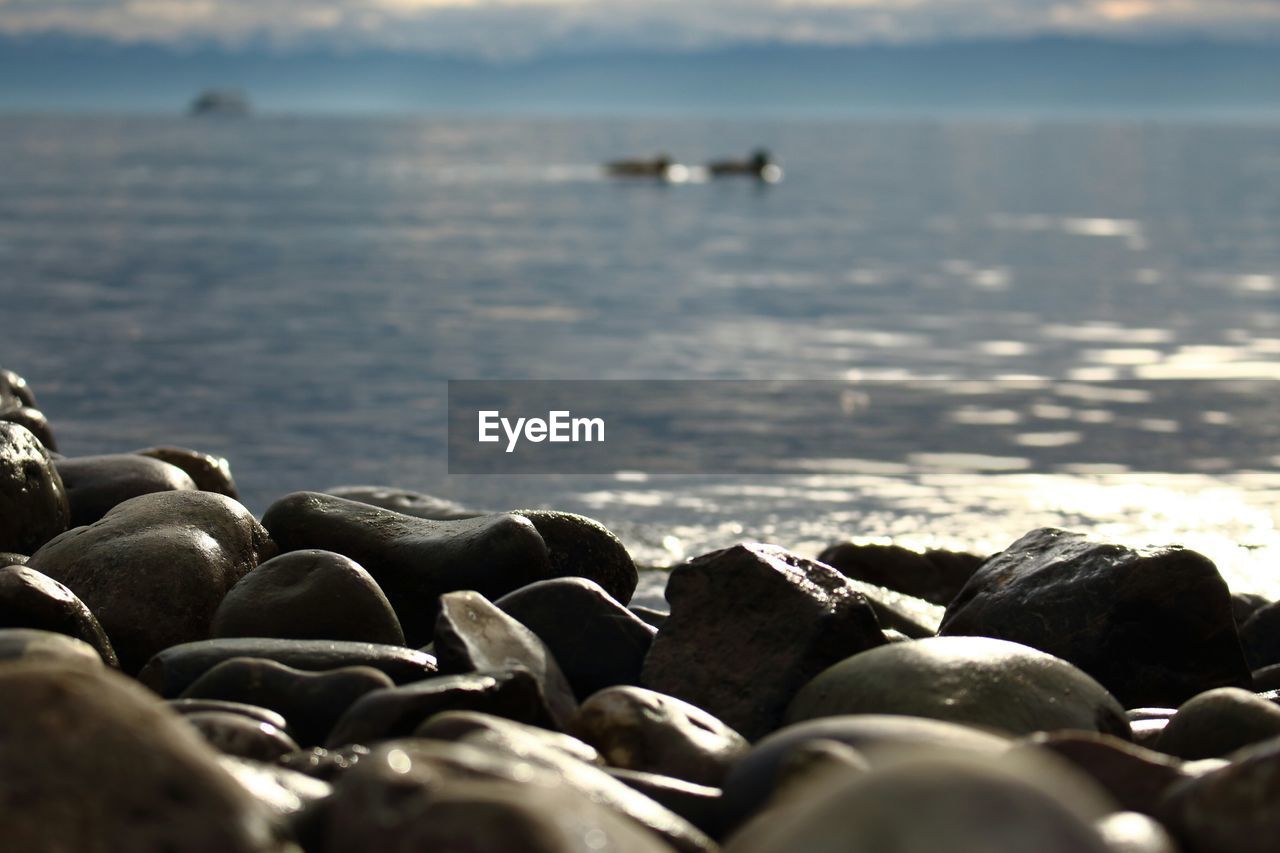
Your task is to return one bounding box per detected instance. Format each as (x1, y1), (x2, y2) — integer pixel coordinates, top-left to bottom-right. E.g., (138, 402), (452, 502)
(189, 90), (251, 117)
(708, 149), (782, 182)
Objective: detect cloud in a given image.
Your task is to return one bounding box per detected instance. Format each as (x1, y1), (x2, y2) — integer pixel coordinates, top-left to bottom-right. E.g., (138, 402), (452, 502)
(1, 0), (1278, 56)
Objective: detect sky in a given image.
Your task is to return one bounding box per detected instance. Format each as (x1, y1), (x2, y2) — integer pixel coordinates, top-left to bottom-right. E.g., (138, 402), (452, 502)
(2, 0), (1280, 58)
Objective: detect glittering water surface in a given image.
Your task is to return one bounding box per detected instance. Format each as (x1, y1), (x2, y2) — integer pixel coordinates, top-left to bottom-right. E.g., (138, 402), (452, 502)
(1, 116), (1279, 593)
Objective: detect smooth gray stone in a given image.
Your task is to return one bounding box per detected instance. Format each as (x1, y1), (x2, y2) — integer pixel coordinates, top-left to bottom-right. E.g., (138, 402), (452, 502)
(325, 485), (483, 520)
(1, 406), (57, 451)
(0, 421), (69, 555)
(0, 563), (118, 666)
(0, 626), (105, 668)
(134, 446), (240, 498)
(211, 549), (404, 646)
(139, 638), (437, 697)
(512, 509), (638, 606)
(0, 663), (292, 852)
(1017, 731), (1190, 816)
(434, 590), (578, 730)
(0, 368), (37, 409)
(1162, 737), (1280, 853)
(56, 453), (198, 527)
(1157, 687), (1280, 759)
(181, 657), (395, 747)
(262, 491), (553, 645)
(414, 710), (601, 765)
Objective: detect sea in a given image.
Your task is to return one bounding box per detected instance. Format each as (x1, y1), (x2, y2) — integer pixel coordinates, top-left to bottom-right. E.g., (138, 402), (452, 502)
(2, 115), (1279, 596)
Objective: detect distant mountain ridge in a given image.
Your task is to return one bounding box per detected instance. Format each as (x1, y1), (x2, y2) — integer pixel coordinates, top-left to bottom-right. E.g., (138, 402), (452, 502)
(2, 35), (1278, 116)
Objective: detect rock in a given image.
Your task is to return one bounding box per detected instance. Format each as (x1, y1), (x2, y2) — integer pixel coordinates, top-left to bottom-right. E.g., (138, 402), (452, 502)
(326, 485), (483, 519)
(0, 421), (70, 554)
(181, 657), (394, 747)
(1094, 812), (1179, 853)
(1019, 731), (1188, 815)
(1131, 719), (1170, 750)
(139, 638), (437, 697)
(720, 714), (1009, 829)
(1, 406), (57, 451)
(30, 491), (276, 673)
(837, 576), (945, 638)
(414, 710), (602, 765)
(631, 605), (668, 630)
(1253, 663), (1280, 691)
(325, 669), (559, 747)
(185, 710), (301, 761)
(1161, 737), (1280, 853)
(765, 739), (870, 808)
(0, 552), (27, 565)
(55, 453), (199, 526)
(1240, 600), (1280, 669)
(323, 741), (677, 853)
(496, 577), (656, 700)
(512, 510), (638, 605)
(0, 563), (118, 666)
(572, 686), (748, 786)
(606, 768), (725, 838)
(786, 636), (1130, 739)
(1233, 593), (1270, 628)
(1156, 687), (1280, 759)
(217, 755), (331, 818)
(168, 699), (290, 733)
(939, 528), (1251, 708)
(277, 744), (372, 782)
(817, 542), (984, 606)
(723, 752), (1113, 853)
(0, 368), (38, 409)
(0, 663), (291, 852)
(135, 446), (240, 498)
(642, 543), (886, 740)
(434, 590), (578, 729)
(211, 549), (404, 646)
(261, 492), (553, 645)
(0, 626), (105, 668)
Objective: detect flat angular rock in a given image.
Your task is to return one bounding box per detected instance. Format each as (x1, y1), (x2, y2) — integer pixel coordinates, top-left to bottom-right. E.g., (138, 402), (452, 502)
(56, 453), (199, 526)
(139, 638), (437, 697)
(181, 657), (394, 747)
(786, 636), (1130, 739)
(0, 421), (70, 554)
(325, 669), (558, 747)
(0, 663), (290, 852)
(1162, 738), (1280, 853)
(817, 542), (984, 606)
(185, 710), (301, 761)
(30, 491), (276, 672)
(435, 590), (578, 729)
(211, 549), (404, 646)
(513, 510), (638, 605)
(262, 492), (553, 645)
(940, 528), (1251, 708)
(572, 685), (748, 786)
(1156, 687), (1280, 760)
(135, 446), (240, 498)
(0, 626), (105, 668)
(496, 577), (656, 699)
(641, 543), (886, 740)
(0, 563), (118, 666)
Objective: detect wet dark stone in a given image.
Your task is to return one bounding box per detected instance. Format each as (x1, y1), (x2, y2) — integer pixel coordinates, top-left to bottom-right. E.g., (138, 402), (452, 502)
(211, 549), (404, 646)
(1095, 811), (1179, 853)
(0, 552), (27, 566)
(0, 563), (118, 666)
(1020, 731), (1189, 816)
(0, 368), (38, 409)
(1232, 593), (1270, 629)
(1131, 719), (1170, 750)
(817, 542), (985, 606)
(940, 528), (1252, 708)
(261, 491), (553, 645)
(181, 657), (394, 747)
(326, 485), (483, 520)
(134, 446), (240, 498)
(434, 590), (578, 730)
(786, 636), (1131, 739)
(1239, 600), (1280, 670)
(1, 406), (57, 451)
(185, 710), (301, 761)
(572, 685), (748, 787)
(838, 576), (944, 638)
(1251, 663), (1280, 692)
(55, 453), (198, 527)
(641, 543), (886, 741)
(0, 663), (288, 852)
(720, 714), (1009, 830)
(325, 669), (558, 747)
(1161, 737), (1280, 853)
(495, 577), (655, 700)
(30, 491), (276, 673)
(414, 710), (601, 765)
(168, 698), (290, 733)
(630, 605), (668, 630)
(512, 510), (638, 606)
(0, 421), (70, 554)
(1157, 687), (1280, 760)
(277, 744), (372, 783)
(324, 741), (678, 853)
(139, 638), (437, 697)
(217, 755), (331, 819)
(606, 768), (726, 839)
(0, 626), (106, 668)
